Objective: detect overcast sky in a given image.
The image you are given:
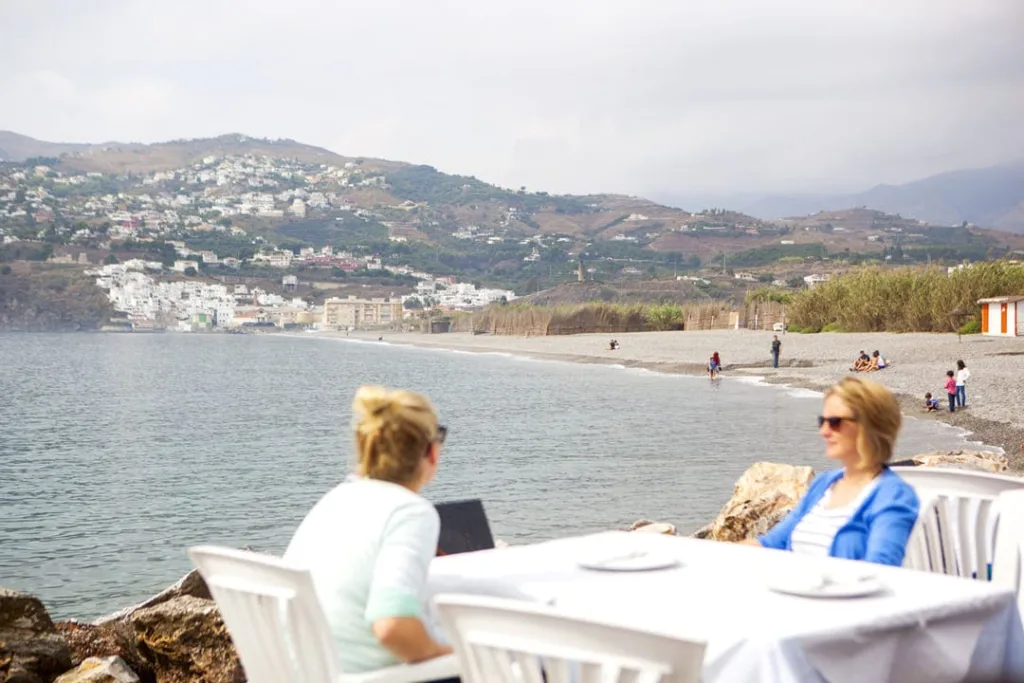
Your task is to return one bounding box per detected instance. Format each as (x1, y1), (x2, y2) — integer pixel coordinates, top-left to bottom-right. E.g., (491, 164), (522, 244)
(1, 0), (1022, 198)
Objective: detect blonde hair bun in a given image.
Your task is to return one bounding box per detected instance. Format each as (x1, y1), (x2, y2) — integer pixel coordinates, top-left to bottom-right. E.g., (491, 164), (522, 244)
(351, 385), (439, 483)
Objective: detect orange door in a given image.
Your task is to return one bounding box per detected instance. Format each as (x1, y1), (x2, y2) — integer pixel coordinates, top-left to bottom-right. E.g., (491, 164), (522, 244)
(1002, 303), (1008, 334)
(981, 304), (989, 333)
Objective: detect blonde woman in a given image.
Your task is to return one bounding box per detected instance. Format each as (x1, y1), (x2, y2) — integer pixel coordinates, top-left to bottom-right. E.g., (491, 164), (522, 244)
(285, 386), (455, 679)
(742, 377), (919, 566)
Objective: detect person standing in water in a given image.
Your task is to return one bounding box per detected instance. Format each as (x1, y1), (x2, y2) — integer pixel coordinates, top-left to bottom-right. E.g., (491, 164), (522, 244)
(708, 351), (722, 379)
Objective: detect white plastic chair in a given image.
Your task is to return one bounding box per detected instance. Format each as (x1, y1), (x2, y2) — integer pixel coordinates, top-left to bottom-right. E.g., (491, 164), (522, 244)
(188, 545), (459, 683)
(433, 593), (706, 683)
(891, 467), (1024, 497)
(894, 468), (1024, 579)
(992, 490), (1024, 614)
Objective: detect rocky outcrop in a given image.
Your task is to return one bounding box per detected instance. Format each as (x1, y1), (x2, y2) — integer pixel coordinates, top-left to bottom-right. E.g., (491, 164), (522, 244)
(695, 462), (815, 542)
(93, 570), (209, 626)
(910, 449), (1009, 472)
(0, 589), (72, 683)
(54, 656), (138, 683)
(126, 596), (242, 683)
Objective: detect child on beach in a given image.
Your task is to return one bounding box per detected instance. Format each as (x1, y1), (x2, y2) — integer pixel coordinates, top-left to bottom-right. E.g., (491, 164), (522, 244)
(708, 351), (722, 379)
(955, 359), (970, 408)
(944, 370), (957, 413)
(924, 393), (939, 412)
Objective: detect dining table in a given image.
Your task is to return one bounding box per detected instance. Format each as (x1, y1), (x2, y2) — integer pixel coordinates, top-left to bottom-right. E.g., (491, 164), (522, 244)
(426, 531), (1024, 683)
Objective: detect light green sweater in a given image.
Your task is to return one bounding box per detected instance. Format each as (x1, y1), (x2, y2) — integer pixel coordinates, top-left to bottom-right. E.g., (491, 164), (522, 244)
(284, 476), (440, 673)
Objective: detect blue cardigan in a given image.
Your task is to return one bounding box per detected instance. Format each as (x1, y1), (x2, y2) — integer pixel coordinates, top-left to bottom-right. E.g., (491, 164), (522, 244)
(758, 468), (920, 566)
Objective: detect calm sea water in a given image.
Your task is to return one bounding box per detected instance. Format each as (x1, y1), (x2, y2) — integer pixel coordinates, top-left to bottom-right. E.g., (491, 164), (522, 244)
(0, 333), (989, 619)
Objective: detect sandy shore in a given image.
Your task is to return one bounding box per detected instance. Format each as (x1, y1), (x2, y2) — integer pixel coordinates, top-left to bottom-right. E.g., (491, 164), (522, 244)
(324, 329), (1024, 471)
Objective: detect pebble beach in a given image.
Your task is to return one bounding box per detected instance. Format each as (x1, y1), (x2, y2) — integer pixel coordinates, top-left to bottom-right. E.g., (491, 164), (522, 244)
(328, 329), (1024, 471)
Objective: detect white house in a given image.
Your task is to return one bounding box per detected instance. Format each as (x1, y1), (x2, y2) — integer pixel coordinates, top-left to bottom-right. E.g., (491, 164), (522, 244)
(978, 296), (1024, 337)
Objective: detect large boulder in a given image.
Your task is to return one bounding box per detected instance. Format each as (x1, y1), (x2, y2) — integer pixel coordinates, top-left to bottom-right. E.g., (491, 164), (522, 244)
(53, 622), (151, 683)
(126, 596), (242, 683)
(698, 462), (815, 542)
(0, 589), (72, 683)
(53, 657), (138, 683)
(910, 449), (1009, 473)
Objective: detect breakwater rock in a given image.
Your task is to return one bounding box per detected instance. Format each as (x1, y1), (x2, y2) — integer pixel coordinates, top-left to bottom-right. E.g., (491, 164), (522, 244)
(1, 450), (1013, 682)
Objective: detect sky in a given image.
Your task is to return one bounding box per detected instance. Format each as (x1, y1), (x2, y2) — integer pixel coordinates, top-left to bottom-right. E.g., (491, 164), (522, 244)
(1, 0), (1022, 199)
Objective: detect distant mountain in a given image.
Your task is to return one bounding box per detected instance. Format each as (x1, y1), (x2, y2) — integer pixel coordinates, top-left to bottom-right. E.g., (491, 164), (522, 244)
(656, 162), (1024, 234)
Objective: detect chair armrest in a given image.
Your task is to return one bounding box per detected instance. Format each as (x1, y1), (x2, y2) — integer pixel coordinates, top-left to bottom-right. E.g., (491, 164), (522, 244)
(340, 653), (460, 683)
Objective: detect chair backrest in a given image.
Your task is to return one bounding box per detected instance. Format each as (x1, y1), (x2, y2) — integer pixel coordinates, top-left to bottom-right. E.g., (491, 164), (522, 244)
(895, 467), (1024, 578)
(904, 492), (998, 578)
(891, 467), (1024, 497)
(188, 545), (339, 683)
(992, 490), (1024, 613)
(433, 593), (706, 683)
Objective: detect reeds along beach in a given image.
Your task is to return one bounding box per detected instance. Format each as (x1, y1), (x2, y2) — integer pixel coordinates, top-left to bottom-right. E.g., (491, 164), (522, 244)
(325, 328), (1024, 470)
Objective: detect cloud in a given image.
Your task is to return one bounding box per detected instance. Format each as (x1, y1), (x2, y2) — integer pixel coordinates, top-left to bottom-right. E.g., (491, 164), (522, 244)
(0, 0), (1021, 196)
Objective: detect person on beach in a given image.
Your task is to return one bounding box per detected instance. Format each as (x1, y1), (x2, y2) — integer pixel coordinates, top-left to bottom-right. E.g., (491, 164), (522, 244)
(955, 359), (970, 408)
(924, 392), (939, 412)
(741, 377), (919, 566)
(850, 351), (871, 372)
(770, 335), (782, 369)
(945, 370), (957, 413)
(708, 351), (722, 378)
(284, 386), (457, 680)
(870, 350), (886, 371)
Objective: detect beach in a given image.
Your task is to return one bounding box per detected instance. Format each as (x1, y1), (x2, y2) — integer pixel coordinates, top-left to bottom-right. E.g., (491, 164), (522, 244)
(330, 329), (1024, 470)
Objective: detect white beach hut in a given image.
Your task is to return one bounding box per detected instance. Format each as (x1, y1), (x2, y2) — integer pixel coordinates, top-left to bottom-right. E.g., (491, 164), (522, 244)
(977, 296), (1024, 337)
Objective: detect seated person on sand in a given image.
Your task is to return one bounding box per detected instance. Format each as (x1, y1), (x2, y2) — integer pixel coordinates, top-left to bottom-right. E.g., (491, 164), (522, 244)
(850, 350), (872, 372)
(740, 377), (919, 567)
(868, 350), (887, 371)
(284, 386), (454, 676)
(609, 339), (619, 351)
(924, 393), (939, 412)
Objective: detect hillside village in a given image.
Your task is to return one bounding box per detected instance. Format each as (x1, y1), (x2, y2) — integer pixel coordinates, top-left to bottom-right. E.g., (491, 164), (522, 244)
(2, 133), (1024, 332)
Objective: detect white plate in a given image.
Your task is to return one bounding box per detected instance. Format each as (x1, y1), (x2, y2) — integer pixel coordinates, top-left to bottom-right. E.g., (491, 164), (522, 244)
(767, 571), (884, 598)
(577, 551), (679, 572)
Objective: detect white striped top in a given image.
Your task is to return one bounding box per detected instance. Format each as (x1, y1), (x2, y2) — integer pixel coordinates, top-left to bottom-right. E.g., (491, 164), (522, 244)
(790, 478), (880, 556)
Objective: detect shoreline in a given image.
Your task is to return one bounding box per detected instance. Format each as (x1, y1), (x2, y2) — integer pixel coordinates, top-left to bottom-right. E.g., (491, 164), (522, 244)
(313, 329), (1024, 471)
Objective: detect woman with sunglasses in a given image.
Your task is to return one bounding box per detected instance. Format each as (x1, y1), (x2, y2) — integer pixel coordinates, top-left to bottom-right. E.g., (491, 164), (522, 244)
(285, 386), (456, 679)
(742, 376), (919, 566)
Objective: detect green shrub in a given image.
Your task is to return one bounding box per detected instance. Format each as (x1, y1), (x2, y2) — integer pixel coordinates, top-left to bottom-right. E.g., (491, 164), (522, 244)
(958, 320), (981, 335)
(821, 322), (842, 333)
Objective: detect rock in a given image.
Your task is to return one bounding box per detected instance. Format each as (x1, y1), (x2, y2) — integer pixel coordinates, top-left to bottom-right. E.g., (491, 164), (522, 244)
(701, 462), (815, 542)
(127, 596), (242, 683)
(53, 656), (138, 683)
(93, 570), (210, 627)
(911, 449), (1009, 473)
(0, 588), (73, 683)
(628, 520), (677, 535)
(53, 622), (152, 683)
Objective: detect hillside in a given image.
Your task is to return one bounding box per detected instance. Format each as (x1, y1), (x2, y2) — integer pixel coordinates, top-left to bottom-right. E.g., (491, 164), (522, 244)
(0, 131), (120, 162)
(0, 131), (405, 175)
(0, 263), (113, 332)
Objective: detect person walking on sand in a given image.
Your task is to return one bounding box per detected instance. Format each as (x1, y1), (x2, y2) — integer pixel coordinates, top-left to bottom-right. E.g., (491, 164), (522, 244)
(945, 370), (957, 413)
(771, 335), (782, 369)
(955, 359), (970, 409)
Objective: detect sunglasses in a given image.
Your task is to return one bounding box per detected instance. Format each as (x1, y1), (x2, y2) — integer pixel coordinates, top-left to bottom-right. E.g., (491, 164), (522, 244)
(435, 425), (448, 444)
(818, 415), (856, 430)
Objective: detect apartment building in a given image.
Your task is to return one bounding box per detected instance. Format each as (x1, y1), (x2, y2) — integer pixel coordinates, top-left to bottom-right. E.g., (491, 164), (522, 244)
(322, 296), (403, 329)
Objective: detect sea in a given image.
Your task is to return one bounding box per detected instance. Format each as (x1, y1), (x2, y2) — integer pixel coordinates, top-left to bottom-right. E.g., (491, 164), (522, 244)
(0, 332), (995, 619)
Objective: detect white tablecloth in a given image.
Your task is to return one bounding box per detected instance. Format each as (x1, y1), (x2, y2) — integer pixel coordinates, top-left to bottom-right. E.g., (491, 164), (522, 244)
(426, 531), (1024, 683)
